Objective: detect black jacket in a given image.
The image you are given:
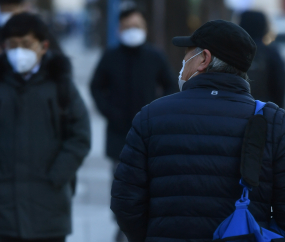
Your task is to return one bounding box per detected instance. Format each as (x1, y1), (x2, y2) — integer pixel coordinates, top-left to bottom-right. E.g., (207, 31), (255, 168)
(90, 44), (176, 160)
(111, 73), (285, 242)
(247, 40), (285, 108)
(0, 52), (91, 239)
(240, 11), (285, 108)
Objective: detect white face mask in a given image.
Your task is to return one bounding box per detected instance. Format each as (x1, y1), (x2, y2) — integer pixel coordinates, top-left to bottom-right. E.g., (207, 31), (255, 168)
(120, 28), (147, 47)
(0, 12), (12, 26)
(7, 48), (38, 74)
(178, 50), (203, 91)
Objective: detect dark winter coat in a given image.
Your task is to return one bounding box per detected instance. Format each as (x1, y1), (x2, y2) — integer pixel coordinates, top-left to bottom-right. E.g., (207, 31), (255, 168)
(111, 72), (285, 242)
(248, 40), (285, 108)
(239, 11), (285, 108)
(0, 51), (91, 239)
(90, 44), (176, 160)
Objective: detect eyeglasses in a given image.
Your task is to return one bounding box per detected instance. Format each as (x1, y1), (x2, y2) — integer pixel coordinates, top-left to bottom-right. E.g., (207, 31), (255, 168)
(6, 40), (39, 50)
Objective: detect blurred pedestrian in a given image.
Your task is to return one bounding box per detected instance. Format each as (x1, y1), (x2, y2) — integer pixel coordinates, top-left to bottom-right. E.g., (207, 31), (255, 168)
(0, 13), (91, 242)
(111, 20), (285, 241)
(0, 0), (25, 26)
(0, 0), (25, 54)
(0, 0), (63, 54)
(90, 6), (176, 242)
(240, 11), (285, 108)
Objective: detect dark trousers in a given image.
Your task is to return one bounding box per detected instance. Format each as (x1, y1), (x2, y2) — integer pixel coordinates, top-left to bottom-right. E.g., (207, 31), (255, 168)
(0, 237), (65, 242)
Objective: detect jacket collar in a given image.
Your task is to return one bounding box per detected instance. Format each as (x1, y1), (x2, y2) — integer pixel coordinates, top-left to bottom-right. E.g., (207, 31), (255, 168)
(119, 43), (147, 55)
(183, 72), (251, 94)
(0, 54), (48, 88)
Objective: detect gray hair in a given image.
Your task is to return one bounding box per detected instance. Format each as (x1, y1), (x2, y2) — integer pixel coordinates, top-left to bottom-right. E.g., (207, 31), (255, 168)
(195, 47), (249, 81)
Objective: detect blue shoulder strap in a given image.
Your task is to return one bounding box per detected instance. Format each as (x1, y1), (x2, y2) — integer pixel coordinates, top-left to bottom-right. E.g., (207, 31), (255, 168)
(255, 100), (266, 115)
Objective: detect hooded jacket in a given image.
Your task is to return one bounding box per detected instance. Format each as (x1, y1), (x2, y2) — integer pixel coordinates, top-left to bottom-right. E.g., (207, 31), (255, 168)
(0, 51), (91, 239)
(111, 72), (285, 242)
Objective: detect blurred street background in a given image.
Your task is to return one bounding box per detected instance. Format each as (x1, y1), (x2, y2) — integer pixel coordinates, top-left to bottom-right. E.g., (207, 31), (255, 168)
(59, 36), (115, 242)
(9, 0), (285, 241)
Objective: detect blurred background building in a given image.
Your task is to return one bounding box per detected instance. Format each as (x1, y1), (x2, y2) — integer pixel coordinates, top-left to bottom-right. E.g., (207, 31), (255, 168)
(4, 0), (285, 241)
(31, 0), (285, 71)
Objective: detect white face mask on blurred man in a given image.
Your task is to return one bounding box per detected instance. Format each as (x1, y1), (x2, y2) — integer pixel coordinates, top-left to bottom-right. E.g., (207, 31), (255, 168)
(7, 47), (37, 74)
(120, 28), (146, 47)
(119, 10), (147, 48)
(5, 33), (49, 75)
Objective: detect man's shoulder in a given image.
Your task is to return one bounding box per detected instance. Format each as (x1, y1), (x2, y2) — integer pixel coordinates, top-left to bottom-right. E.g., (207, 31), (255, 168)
(264, 102), (285, 125)
(262, 102), (285, 148)
(151, 92), (181, 105)
(99, 46), (125, 64)
(143, 94), (285, 120)
(44, 51), (71, 80)
(101, 44), (165, 59)
(102, 45), (124, 56)
(142, 43), (159, 52)
(140, 92), (182, 118)
(142, 43), (166, 59)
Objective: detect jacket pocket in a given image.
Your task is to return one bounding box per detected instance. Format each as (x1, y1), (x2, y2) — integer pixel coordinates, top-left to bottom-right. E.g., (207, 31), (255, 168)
(48, 99), (58, 138)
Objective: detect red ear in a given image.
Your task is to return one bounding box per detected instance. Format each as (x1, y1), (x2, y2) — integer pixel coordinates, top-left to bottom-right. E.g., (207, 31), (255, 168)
(43, 40), (50, 51)
(197, 49), (212, 72)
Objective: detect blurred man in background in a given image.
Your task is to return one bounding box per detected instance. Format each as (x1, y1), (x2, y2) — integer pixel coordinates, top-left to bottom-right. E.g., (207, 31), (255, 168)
(90, 5), (176, 242)
(0, 0), (26, 52)
(240, 11), (285, 108)
(0, 0), (26, 26)
(0, 13), (91, 242)
(0, 0), (63, 54)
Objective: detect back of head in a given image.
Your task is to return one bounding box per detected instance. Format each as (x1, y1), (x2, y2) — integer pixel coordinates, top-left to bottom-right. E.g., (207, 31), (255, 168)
(2, 12), (49, 42)
(239, 11), (268, 39)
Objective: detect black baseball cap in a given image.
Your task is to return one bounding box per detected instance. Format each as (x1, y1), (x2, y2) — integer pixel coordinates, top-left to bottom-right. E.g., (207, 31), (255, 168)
(172, 20), (256, 72)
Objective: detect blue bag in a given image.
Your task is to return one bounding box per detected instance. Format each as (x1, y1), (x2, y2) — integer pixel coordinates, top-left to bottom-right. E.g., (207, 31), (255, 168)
(213, 101), (285, 242)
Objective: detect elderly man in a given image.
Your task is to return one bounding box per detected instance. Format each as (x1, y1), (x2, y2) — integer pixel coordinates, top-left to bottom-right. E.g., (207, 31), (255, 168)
(111, 20), (285, 242)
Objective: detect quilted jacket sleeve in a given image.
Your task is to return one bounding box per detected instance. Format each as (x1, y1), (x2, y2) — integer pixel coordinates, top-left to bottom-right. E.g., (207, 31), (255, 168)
(272, 110), (285, 230)
(111, 111), (149, 242)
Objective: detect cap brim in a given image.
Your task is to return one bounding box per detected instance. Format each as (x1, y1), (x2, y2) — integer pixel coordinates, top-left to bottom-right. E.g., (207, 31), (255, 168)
(172, 36), (196, 47)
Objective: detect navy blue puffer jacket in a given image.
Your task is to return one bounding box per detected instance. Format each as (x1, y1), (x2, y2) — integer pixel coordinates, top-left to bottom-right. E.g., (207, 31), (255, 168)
(111, 72), (285, 242)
